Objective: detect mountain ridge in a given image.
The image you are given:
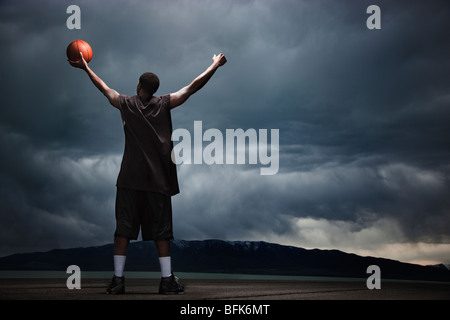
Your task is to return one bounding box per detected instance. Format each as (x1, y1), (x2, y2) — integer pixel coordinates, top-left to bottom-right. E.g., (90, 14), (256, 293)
(0, 239), (449, 282)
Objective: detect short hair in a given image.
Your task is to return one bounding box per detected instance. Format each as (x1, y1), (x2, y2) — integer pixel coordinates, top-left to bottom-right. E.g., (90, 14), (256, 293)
(139, 72), (160, 95)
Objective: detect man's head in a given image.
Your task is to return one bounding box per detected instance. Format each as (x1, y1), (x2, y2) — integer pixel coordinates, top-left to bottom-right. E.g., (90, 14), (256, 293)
(137, 72), (160, 97)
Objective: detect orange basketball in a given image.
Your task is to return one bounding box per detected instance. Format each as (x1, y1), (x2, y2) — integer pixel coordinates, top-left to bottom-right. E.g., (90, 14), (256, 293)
(66, 40), (93, 63)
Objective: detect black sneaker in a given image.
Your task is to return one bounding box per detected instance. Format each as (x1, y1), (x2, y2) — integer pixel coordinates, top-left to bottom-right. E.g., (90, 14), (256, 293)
(106, 275), (125, 294)
(159, 274), (184, 295)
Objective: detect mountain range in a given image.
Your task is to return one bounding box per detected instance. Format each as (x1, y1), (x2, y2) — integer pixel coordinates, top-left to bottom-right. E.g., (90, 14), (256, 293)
(0, 239), (449, 282)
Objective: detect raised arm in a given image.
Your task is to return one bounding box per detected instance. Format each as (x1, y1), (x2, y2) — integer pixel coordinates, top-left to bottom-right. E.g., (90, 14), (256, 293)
(170, 53), (227, 109)
(68, 52), (120, 110)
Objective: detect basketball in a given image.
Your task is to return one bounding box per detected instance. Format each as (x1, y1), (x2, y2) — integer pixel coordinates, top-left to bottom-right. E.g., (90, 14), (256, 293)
(66, 40), (93, 63)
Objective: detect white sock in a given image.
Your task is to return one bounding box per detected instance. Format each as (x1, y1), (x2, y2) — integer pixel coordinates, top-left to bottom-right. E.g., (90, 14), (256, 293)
(114, 255), (126, 277)
(159, 256), (172, 278)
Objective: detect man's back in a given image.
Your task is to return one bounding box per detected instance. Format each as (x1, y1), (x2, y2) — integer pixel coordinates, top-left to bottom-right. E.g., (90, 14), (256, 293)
(116, 94), (179, 196)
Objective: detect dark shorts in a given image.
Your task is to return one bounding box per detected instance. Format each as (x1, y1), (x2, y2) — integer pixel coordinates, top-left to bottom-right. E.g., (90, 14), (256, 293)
(114, 187), (174, 241)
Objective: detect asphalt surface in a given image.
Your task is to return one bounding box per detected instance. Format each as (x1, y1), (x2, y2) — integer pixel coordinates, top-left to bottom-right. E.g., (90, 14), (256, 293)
(1, 277), (449, 300)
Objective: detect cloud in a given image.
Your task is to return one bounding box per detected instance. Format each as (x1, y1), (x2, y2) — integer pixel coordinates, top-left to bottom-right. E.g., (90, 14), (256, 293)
(0, 127), (118, 254)
(172, 159), (450, 241)
(171, 159), (450, 264)
(257, 216), (450, 265)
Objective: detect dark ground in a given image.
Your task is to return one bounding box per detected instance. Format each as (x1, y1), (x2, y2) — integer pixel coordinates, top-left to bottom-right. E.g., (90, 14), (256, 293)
(1, 277), (449, 300)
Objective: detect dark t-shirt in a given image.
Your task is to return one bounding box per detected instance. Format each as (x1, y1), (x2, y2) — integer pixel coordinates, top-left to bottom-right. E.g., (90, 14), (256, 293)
(116, 94), (179, 196)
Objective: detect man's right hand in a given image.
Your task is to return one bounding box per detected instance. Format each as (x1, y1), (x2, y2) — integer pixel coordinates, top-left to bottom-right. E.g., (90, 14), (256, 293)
(213, 53), (227, 67)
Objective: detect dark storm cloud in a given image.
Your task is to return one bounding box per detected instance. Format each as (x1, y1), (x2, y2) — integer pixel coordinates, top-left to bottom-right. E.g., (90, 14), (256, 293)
(0, 0), (449, 263)
(0, 126), (118, 254)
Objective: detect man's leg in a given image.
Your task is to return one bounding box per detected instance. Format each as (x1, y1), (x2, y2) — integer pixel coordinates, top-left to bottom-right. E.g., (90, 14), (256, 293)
(106, 236), (129, 294)
(114, 236), (130, 277)
(155, 240), (170, 257)
(155, 240), (171, 277)
(114, 236), (130, 255)
(156, 240), (184, 294)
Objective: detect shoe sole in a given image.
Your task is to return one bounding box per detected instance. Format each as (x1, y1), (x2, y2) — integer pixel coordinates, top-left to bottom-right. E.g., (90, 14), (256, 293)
(106, 290), (125, 295)
(159, 290), (185, 295)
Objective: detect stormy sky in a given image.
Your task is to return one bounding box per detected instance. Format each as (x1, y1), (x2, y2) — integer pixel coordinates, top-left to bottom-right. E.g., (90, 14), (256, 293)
(1, 0), (449, 265)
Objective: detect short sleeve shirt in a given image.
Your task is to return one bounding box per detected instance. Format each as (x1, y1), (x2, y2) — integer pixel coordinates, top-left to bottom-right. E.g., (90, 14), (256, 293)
(116, 94), (179, 196)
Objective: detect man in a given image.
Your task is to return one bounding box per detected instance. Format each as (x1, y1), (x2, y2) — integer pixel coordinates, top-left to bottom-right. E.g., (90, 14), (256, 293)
(69, 51), (227, 294)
